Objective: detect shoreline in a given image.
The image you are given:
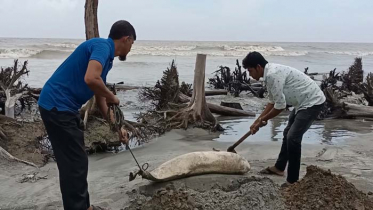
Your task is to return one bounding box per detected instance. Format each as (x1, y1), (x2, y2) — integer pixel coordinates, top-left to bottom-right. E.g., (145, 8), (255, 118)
(1, 128), (372, 209)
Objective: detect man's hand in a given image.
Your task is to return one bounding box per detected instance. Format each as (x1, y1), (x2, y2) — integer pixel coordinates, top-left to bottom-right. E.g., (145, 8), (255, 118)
(106, 94), (120, 106)
(250, 118), (267, 134)
(118, 127), (129, 145)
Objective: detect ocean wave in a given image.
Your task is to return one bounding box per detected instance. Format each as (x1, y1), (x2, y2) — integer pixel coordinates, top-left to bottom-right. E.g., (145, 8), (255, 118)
(0, 48), (43, 58)
(222, 45), (285, 52)
(133, 45), (196, 51)
(320, 51), (373, 56)
(132, 45), (285, 52)
(45, 43), (78, 48)
(129, 50), (308, 57)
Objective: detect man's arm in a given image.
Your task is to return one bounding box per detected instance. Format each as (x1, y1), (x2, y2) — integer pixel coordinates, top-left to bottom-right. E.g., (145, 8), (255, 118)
(257, 103), (274, 121)
(251, 73), (287, 134)
(261, 108), (284, 122)
(95, 94), (109, 119)
(95, 90), (129, 144)
(84, 60), (118, 105)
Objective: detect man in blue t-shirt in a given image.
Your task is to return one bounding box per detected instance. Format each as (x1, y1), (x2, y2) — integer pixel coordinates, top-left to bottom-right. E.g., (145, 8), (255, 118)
(38, 20), (136, 210)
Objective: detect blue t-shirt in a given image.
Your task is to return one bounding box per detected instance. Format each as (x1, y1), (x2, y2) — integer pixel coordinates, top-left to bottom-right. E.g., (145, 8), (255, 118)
(38, 38), (115, 113)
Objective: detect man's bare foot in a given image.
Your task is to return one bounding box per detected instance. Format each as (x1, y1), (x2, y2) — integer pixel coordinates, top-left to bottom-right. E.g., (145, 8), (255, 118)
(259, 166), (284, 176)
(89, 206), (108, 210)
(281, 181), (295, 188)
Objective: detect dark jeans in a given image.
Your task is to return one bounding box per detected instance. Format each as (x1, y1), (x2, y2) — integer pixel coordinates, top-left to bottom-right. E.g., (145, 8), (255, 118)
(39, 106), (90, 210)
(275, 103), (324, 183)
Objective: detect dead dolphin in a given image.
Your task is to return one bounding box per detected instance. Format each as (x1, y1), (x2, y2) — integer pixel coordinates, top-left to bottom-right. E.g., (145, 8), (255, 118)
(132, 151), (251, 182)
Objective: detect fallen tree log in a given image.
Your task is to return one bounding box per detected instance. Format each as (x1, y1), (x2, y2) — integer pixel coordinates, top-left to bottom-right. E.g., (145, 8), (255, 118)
(343, 103), (373, 119)
(106, 83), (141, 91)
(178, 93), (254, 117)
(187, 90), (228, 97)
(205, 90), (228, 96)
(220, 102), (243, 110)
(208, 103), (253, 116)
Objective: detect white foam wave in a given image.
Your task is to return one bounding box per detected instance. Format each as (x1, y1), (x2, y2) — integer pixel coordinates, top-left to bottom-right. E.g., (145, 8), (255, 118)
(133, 45), (196, 51)
(0, 48), (43, 58)
(132, 45), (285, 53)
(129, 50), (308, 57)
(223, 45), (285, 52)
(45, 43), (78, 48)
(320, 51), (373, 56)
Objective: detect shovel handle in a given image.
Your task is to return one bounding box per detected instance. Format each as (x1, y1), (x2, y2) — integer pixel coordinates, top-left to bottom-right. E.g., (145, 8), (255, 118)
(229, 130), (252, 151)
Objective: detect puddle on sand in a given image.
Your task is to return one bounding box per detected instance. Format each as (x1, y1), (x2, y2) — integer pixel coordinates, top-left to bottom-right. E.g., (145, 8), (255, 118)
(214, 112), (373, 144)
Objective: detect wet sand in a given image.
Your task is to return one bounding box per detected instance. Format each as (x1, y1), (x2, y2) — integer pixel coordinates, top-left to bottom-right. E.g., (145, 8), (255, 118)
(1, 91), (373, 209)
(0, 126), (372, 209)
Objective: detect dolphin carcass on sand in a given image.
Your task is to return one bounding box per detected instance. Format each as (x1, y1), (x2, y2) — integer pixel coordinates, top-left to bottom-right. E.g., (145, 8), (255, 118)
(130, 151), (251, 182)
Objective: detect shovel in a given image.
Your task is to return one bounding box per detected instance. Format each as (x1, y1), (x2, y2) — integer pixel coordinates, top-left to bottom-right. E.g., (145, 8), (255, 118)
(227, 130), (252, 153)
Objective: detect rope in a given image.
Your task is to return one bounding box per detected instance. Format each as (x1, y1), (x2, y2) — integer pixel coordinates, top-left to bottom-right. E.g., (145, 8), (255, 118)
(107, 85), (149, 181)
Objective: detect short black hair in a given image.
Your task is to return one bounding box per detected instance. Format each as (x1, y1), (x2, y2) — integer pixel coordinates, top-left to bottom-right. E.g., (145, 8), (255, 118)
(242, 51), (268, 69)
(109, 20), (136, 40)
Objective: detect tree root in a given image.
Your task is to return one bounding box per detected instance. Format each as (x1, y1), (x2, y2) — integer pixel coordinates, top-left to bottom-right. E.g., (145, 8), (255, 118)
(0, 146), (38, 168)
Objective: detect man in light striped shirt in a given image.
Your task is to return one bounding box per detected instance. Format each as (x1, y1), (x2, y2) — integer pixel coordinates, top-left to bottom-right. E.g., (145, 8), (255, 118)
(242, 51), (325, 186)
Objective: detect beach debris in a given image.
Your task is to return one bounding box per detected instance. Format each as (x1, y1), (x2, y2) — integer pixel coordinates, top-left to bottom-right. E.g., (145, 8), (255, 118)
(138, 57), (254, 132)
(19, 172), (48, 183)
(0, 60), (39, 119)
(208, 59), (265, 98)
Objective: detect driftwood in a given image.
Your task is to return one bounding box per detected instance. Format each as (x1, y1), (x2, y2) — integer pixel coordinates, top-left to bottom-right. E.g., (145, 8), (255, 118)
(138, 58), (255, 133)
(208, 103), (253, 116)
(0, 146), (38, 167)
(0, 60), (30, 118)
(358, 73), (373, 106)
(178, 93), (254, 117)
(139, 60), (182, 110)
(343, 103), (373, 118)
(205, 90), (228, 96)
(220, 102), (243, 110)
(185, 90), (228, 97)
(106, 83), (141, 91)
(342, 57), (363, 94)
(323, 87), (373, 119)
(208, 59), (265, 98)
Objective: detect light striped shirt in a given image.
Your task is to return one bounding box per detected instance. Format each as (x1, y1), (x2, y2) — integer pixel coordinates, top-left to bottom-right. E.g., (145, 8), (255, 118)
(263, 63), (325, 112)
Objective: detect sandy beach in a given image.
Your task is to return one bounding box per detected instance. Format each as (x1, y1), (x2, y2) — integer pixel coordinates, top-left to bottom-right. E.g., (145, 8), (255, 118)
(1, 112), (373, 209)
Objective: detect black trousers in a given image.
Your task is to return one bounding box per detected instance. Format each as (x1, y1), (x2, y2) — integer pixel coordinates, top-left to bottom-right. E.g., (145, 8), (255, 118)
(39, 106), (90, 210)
(275, 103), (324, 183)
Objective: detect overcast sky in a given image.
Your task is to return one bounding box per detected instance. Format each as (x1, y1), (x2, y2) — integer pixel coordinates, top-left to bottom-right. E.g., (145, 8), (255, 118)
(0, 0), (372, 42)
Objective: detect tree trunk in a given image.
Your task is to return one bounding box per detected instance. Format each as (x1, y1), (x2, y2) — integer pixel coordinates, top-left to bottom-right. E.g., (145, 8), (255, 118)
(4, 90), (22, 118)
(82, 0), (100, 128)
(84, 0), (99, 40)
(187, 54), (217, 125)
(166, 54), (219, 129)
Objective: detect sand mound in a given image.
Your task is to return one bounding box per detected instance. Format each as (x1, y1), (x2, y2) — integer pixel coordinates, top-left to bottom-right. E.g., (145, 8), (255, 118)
(124, 176), (286, 210)
(283, 165), (373, 210)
